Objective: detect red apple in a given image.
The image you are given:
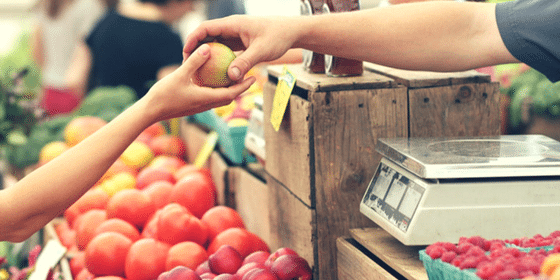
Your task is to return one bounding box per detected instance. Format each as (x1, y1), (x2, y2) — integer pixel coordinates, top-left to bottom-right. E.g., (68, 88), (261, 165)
(149, 135), (187, 158)
(242, 268), (278, 280)
(270, 255), (312, 280)
(264, 248), (299, 268)
(200, 272), (217, 280)
(213, 274), (239, 280)
(236, 262), (267, 279)
(149, 155), (186, 173)
(196, 260), (212, 276)
(208, 245), (244, 275)
(157, 266), (201, 280)
(243, 251), (270, 266)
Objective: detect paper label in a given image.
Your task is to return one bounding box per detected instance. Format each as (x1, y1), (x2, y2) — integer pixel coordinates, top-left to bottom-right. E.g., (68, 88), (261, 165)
(194, 131), (218, 168)
(28, 240), (66, 280)
(270, 66), (296, 132)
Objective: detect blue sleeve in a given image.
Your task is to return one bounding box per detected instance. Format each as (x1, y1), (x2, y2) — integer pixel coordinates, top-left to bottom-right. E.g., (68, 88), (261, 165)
(496, 0), (560, 82)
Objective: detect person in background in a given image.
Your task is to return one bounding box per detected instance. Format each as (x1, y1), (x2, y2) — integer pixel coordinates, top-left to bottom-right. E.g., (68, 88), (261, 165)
(30, 0), (107, 116)
(205, 0), (245, 20)
(182, 0), (560, 85)
(66, 0), (197, 100)
(0, 43), (256, 243)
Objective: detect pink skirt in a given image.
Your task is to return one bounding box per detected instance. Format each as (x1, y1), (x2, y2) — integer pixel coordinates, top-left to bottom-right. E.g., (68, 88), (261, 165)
(40, 87), (81, 116)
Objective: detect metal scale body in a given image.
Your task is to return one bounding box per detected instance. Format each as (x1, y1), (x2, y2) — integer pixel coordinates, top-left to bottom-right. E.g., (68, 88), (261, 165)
(360, 135), (560, 246)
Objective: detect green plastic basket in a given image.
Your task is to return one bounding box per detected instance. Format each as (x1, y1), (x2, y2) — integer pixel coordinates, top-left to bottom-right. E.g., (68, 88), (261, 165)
(190, 110), (254, 165)
(419, 250), (480, 280)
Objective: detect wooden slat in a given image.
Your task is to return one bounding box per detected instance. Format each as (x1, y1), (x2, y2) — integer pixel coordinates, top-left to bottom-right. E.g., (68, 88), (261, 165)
(179, 119), (210, 168)
(267, 64), (396, 92)
(229, 167), (271, 247)
(337, 237), (399, 280)
(311, 86), (408, 280)
(265, 173), (315, 272)
(408, 82), (501, 137)
(364, 62), (491, 88)
(350, 228), (428, 280)
(263, 83), (313, 207)
(209, 151), (230, 206)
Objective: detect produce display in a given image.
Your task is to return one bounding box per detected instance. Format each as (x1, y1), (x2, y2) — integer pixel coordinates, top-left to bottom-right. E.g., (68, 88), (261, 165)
(421, 232), (560, 280)
(35, 119), (312, 280)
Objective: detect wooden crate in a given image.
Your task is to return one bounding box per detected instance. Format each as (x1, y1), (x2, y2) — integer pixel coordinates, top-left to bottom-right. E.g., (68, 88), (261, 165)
(337, 228), (428, 280)
(262, 63), (500, 280)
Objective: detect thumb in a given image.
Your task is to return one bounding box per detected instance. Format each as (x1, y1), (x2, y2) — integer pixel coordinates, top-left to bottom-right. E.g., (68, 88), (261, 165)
(227, 46), (264, 81)
(180, 44), (211, 75)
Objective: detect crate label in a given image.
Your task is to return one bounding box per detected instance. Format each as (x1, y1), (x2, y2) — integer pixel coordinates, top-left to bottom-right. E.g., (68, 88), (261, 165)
(271, 66), (296, 132)
(194, 131), (218, 168)
(28, 240), (66, 280)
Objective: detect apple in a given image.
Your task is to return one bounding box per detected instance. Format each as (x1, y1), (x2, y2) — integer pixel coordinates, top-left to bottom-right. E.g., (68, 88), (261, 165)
(196, 260), (212, 275)
(236, 262), (267, 279)
(242, 268), (278, 280)
(213, 274), (239, 280)
(149, 135), (187, 158)
(242, 251), (270, 266)
(157, 266), (201, 280)
(264, 248), (299, 268)
(135, 167), (176, 190)
(270, 255), (312, 280)
(208, 245), (244, 275)
(200, 272), (217, 280)
(195, 42), (236, 88)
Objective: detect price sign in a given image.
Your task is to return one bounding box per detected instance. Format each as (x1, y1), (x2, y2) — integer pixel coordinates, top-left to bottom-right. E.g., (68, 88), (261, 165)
(270, 65), (296, 132)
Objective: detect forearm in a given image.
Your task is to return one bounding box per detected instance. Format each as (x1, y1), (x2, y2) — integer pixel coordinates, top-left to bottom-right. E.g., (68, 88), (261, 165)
(295, 2), (516, 71)
(0, 98), (156, 242)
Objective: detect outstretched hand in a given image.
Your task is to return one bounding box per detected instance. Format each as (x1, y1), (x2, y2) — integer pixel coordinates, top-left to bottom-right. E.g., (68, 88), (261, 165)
(146, 43), (256, 123)
(182, 15), (298, 84)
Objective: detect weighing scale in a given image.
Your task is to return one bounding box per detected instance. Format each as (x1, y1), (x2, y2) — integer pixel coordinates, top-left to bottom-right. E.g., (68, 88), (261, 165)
(360, 134), (560, 246)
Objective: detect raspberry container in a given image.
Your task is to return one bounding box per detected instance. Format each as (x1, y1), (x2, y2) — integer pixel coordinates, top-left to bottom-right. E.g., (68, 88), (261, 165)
(419, 250), (481, 280)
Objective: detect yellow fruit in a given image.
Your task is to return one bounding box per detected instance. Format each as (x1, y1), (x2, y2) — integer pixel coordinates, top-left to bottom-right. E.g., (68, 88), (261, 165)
(100, 172), (136, 196)
(194, 42), (236, 88)
(39, 141), (69, 165)
(542, 253), (560, 277)
(227, 118), (249, 127)
(214, 100), (237, 117)
(120, 141), (154, 170)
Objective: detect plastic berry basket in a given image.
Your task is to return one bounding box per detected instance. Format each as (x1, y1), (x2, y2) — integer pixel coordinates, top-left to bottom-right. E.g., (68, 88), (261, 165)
(419, 250), (481, 280)
(504, 243), (554, 253)
(190, 110), (254, 165)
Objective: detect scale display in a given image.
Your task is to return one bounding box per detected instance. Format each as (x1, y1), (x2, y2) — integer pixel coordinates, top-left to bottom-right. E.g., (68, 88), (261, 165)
(362, 161), (425, 233)
(360, 135), (560, 246)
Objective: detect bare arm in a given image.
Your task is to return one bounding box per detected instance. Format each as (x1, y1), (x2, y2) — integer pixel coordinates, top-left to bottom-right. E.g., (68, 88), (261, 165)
(183, 2), (517, 81)
(30, 25), (44, 70)
(65, 41), (93, 98)
(0, 44), (256, 242)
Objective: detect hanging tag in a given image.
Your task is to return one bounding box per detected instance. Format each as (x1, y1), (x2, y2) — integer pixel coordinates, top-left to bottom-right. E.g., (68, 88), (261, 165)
(194, 131), (218, 168)
(270, 65), (296, 132)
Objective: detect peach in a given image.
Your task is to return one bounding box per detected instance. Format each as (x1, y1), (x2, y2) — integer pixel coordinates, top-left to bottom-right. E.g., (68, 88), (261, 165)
(195, 42), (236, 88)
(120, 141), (154, 170)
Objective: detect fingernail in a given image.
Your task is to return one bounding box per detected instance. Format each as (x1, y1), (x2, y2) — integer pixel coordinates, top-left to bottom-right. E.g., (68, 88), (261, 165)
(231, 67), (241, 80)
(198, 44), (210, 56)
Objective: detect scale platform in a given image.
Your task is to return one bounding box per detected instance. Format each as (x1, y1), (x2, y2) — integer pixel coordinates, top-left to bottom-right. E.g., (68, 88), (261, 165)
(360, 134), (560, 246)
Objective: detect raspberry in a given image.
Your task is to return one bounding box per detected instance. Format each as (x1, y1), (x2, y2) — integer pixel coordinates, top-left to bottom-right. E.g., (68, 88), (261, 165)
(440, 251), (457, 263)
(489, 240), (506, 252)
(476, 262), (498, 279)
(466, 246), (486, 257)
(459, 256), (480, 269)
(426, 245), (445, 259)
(466, 236), (487, 249)
(452, 255), (466, 267)
(458, 243), (474, 254)
(493, 269), (519, 280)
(549, 230), (560, 238)
(441, 242), (458, 253)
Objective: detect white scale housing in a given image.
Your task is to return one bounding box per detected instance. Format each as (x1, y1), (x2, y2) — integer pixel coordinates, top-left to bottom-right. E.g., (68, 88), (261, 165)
(360, 135), (560, 246)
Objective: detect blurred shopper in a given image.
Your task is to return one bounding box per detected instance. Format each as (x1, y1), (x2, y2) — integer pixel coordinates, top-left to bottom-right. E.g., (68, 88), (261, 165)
(66, 0), (197, 100)
(0, 43), (255, 243)
(182, 0), (559, 84)
(205, 0), (245, 20)
(31, 0), (107, 116)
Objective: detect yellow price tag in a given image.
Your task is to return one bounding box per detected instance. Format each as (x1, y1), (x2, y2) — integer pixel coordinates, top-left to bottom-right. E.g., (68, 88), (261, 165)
(194, 131), (218, 168)
(270, 65), (296, 132)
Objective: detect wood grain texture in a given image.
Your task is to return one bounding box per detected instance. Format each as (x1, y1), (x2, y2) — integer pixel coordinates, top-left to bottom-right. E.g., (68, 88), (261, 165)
(408, 82), (501, 137)
(265, 173), (316, 272)
(263, 82), (313, 207)
(337, 237), (399, 280)
(311, 86), (408, 280)
(228, 166), (271, 247)
(209, 151), (230, 207)
(350, 228), (428, 280)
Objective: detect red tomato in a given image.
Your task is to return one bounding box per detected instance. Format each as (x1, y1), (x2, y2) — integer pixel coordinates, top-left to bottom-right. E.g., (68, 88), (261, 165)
(125, 238), (170, 280)
(156, 203), (208, 246)
(106, 189), (156, 229)
(201, 206), (245, 242)
(85, 232), (132, 277)
(69, 251), (86, 278)
(207, 228), (270, 258)
(75, 209), (108, 251)
(169, 171), (216, 218)
(94, 218), (141, 242)
(142, 181), (173, 209)
(166, 241), (208, 271)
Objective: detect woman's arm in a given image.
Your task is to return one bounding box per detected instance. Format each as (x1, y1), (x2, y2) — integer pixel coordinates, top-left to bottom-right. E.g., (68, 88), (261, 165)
(0, 44), (256, 242)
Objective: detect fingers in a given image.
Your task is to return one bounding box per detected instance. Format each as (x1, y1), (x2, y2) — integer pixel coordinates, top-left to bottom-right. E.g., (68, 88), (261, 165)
(227, 44), (269, 82)
(179, 44), (211, 74)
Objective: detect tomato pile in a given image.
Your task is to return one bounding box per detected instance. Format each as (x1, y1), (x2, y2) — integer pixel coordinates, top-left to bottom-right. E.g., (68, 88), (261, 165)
(46, 121), (312, 280)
